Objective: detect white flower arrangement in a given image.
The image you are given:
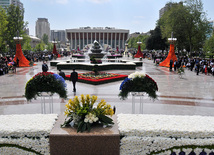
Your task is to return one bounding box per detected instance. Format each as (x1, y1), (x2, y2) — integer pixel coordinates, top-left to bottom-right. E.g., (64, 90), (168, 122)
(128, 71), (146, 79)
(0, 114), (58, 155)
(118, 114), (214, 154)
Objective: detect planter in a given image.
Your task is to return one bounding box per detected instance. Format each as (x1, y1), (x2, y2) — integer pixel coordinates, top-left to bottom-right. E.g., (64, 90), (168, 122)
(50, 114), (120, 155)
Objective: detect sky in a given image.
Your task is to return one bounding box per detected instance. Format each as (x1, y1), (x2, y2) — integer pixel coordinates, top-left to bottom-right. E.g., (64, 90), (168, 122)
(22, 0), (214, 36)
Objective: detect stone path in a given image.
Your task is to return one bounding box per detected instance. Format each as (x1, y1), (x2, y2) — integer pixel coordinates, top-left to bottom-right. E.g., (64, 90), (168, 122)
(0, 57), (213, 116)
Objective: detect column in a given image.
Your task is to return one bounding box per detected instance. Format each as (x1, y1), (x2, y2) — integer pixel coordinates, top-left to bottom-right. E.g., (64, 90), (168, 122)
(119, 33), (121, 49)
(70, 33), (73, 49)
(91, 32), (92, 44)
(107, 32), (109, 45)
(111, 33), (113, 48)
(103, 32), (104, 44)
(79, 33), (81, 49)
(87, 32), (88, 45)
(99, 32), (100, 43)
(75, 32), (77, 49)
(115, 33), (117, 49)
(123, 33), (125, 49)
(83, 33), (85, 49)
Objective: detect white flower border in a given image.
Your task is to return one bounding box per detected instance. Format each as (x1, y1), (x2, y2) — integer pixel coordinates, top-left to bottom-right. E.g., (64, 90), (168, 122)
(0, 114), (58, 155)
(118, 114), (214, 154)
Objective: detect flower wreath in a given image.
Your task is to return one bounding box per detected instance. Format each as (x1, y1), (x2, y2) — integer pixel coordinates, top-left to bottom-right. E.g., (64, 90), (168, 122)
(25, 72), (67, 100)
(119, 72), (158, 100)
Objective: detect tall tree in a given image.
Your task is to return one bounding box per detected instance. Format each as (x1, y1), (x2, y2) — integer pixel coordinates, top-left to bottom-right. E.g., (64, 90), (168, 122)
(146, 26), (168, 50)
(6, 4), (26, 51)
(128, 34), (149, 50)
(42, 34), (49, 45)
(203, 33), (214, 58)
(0, 6), (8, 53)
(159, 0), (211, 56)
(22, 36), (32, 52)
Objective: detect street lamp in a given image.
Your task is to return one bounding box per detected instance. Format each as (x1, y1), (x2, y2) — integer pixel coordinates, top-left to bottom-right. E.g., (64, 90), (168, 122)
(13, 30), (23, 44)
(168, 32), (177, 44)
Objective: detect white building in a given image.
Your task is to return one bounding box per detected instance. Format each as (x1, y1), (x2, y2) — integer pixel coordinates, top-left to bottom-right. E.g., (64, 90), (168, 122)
(66, 27), (129, 50)
(35, 18), (50, 41)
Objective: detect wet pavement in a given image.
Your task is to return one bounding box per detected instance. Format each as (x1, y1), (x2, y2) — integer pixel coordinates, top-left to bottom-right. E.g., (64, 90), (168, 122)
(0, 57), (214, 116)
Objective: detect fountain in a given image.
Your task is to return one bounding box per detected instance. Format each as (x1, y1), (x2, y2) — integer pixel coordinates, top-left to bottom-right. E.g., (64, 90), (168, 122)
(50, 40), (144, 71)
(88, 40), (106, 64)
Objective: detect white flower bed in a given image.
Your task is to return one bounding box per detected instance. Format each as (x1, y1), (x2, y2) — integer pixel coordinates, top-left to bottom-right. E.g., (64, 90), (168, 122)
(118, 114), (214, 154)
(0, 114), (58, 155)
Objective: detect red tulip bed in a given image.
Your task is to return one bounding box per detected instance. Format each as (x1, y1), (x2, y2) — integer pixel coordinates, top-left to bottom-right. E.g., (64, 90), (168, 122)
(65, 72), (128, 85)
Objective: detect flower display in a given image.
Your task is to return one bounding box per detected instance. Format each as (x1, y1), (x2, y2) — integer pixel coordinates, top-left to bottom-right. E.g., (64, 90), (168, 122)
(25, 72), (67, 101)
(0, 114), (58, 154)
(119, 71), (158, 100)
(65, 72), (127, 85)
(61, 94), (114, 132)
(118, 114), (214, 155)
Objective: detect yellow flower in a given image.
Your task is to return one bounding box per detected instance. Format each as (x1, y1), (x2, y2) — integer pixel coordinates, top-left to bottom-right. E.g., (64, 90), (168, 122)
(85, 94), (90, 106)
(91, 95), (97, 106)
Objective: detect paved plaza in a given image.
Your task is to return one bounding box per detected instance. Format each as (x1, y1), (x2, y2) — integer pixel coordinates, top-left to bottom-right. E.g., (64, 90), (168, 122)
(0, 57), (214, 116)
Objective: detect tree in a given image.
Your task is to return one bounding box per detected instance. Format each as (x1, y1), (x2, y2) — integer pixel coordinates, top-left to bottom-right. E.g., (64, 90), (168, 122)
(6, 4), (27, 51)
(146, 26), (168, 50)
(35, 41), (45, 52)
(128, 34), (149, 50)
(0, 7), (8, 53)
(46, 42), (53, 51)
(22, 36), (32, 52)
(42, 34), (49, 45)
(159, 0), (211, 56)
(203, 33), (214, 58)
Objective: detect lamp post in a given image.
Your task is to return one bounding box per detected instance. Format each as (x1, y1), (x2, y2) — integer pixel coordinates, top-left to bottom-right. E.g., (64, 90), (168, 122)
(13, 30), (23, 44)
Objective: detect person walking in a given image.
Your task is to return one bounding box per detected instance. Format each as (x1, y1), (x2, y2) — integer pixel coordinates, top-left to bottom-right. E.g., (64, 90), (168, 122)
(42, 61), (48, 72)
(174, 60), (177, 72)
(196, 63), (200, 75)
(169, 59), (173, 72)
(70, 69), (78, 92)
(59, 69), (65, 79)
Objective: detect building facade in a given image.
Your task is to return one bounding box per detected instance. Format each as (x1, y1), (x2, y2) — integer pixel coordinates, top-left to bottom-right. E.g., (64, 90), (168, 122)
(35, 18), (50, 41)
(66, 27), (129, 50)
(50, 30), (66, 44)
(0, 0), (23, 10)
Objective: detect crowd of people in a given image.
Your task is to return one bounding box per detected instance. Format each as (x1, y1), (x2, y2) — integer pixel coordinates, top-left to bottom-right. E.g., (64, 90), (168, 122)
(0, 51), (70, 76)
(152, 53), (214, 76)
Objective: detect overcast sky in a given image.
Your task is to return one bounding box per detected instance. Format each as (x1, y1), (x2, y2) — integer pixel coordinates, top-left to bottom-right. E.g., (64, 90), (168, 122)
(22, 0), (214, 36)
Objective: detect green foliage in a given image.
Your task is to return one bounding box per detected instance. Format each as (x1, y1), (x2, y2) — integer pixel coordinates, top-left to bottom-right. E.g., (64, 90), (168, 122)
(22, 35), (32, 52)
(128, 34), (149, 50)
(25, 72), (67, 101)
(46, 42), (53, 51)
(203, 33), (214, 58)
(61, 95), (114, 132)
(6, 4), (27, 51)
(35, 41), (46, 51)
(119, 76), (158, 100)
(159, 0), (211, 54)
(146, 26), (168, 50)
(0, 6), (8, 53)
(42, 34), (49, 45)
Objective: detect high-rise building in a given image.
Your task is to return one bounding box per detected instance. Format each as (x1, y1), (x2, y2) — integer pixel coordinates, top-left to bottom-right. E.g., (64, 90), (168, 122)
(35, 18), (50, 41)
(0, 0), (23, 10)
(66, 27), (129, 50)
(51, 30), (66, 44)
